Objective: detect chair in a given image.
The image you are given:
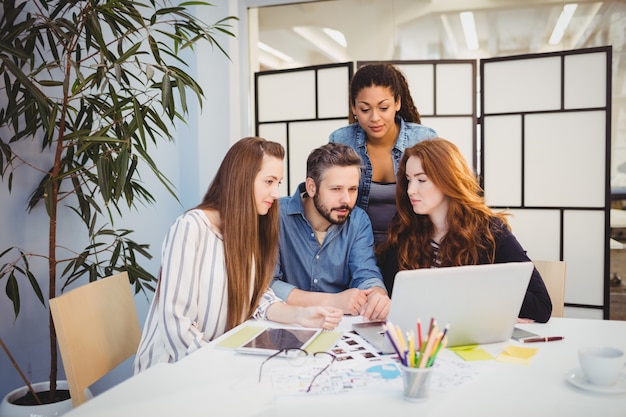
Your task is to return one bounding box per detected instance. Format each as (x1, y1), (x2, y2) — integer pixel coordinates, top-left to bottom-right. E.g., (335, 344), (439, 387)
(50, 271), (141, 407)
(532, 260), (567, 318)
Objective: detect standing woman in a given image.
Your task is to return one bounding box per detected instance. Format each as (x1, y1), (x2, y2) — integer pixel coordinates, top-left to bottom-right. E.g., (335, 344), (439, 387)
(329, 63), (438, 246)
(134, 137), (343, 374)
(377, 138), (552, 323)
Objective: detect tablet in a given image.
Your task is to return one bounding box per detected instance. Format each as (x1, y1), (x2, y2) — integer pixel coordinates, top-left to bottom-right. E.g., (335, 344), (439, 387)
(235, 327), (321, 356)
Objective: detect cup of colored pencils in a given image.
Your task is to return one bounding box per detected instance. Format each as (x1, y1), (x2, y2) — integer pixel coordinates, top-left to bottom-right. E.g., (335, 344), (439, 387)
(384, 318), (449, 402)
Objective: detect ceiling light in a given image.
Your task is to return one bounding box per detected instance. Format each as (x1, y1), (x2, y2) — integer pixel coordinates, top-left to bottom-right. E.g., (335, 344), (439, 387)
(459, 11), (479, 50)
(257, 41), (293, 62)
(322, 28), (347, 48)
(292, 26), (349, 62)
(549, 4), (578, 45)
(440, 14), (459, 56)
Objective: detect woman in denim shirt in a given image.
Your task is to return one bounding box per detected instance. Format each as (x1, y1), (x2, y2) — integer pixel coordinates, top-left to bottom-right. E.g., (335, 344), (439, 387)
(329, 63), (437, 246)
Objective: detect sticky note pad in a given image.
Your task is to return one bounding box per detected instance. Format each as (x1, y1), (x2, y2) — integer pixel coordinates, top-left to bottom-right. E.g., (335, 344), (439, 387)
(496, 345), (538, 365)
(305, 331), (343, 353)
(216, 326), (264, 349)
(449, 344), (479, 351)
(453, 348), (495, 361)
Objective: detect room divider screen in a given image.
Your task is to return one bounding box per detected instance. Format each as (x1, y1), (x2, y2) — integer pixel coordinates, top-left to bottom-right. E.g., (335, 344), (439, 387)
(481, 46), (611, 319)
(254, 46), (611, 318)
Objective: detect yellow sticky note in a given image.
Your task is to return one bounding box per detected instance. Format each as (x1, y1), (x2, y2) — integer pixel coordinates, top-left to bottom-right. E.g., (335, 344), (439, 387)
(504, 345), (537, 358)
(454, 348), (495, 361)
(496, 345), (538, 365)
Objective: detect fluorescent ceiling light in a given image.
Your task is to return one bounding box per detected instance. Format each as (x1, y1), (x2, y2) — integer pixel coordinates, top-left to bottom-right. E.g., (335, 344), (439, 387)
(257, 51), (283, 70)
(549, 4), (578, 45)
(322, 28), (347, 48)
(440, 14), (459, 56)
(257, 41), (293, 62)
(292, 26), (349, 62)
(460, 11), (479, 50)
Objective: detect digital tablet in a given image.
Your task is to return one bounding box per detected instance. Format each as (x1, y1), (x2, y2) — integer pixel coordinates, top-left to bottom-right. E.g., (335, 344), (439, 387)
(235, 327), (321, 356)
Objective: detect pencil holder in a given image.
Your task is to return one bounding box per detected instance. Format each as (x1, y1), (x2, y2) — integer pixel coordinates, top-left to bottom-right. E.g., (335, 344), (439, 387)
(400, 365), (433, 402)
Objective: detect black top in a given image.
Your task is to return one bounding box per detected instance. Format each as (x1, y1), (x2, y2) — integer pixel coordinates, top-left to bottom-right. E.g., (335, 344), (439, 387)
(377, 218), (553, 323)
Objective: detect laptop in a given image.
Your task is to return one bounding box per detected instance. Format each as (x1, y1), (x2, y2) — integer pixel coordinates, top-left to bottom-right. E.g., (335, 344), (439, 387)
(353, 261), (534, 352)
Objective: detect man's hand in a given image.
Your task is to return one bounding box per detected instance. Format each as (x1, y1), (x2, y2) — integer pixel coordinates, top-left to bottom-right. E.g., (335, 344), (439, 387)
(359, 287), (390, 321)
(332, 288), (369, 315)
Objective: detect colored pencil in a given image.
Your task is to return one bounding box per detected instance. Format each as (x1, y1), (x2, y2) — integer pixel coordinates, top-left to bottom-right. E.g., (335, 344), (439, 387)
(383, 323), (405, 365)
(419, 325), (439, 368)
(417, 318), (422, 349)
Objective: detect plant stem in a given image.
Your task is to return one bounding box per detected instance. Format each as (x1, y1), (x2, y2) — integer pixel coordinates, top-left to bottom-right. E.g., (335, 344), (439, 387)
(0, 337), (42, 405)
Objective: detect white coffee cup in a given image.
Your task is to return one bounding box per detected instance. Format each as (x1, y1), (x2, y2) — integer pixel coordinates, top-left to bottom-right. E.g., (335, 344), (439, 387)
(578, 346), (626, 386)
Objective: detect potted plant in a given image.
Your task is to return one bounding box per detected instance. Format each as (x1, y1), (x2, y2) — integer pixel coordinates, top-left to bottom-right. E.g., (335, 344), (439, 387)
(0, 0), (235, 409)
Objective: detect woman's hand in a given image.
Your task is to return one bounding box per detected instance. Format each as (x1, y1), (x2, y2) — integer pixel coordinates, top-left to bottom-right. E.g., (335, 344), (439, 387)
(298, 306), (343, 330)
(266, 303), (343, 330)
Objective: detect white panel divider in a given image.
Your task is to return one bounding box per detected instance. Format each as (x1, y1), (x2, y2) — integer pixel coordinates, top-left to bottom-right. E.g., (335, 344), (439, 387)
(255, 48), (611, 317)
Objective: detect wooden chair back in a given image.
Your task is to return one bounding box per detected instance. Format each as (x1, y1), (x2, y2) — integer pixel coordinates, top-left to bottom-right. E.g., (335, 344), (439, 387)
(50, 271), (141, 407)
(532, 260), (567, 318)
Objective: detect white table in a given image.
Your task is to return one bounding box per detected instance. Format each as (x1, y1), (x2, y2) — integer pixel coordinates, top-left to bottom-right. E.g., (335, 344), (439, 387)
(64, 317), (626, 417)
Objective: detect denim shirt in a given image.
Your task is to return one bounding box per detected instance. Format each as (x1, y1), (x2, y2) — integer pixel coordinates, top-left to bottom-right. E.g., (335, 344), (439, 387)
(271, 183), (386, 301)
(329, 116), (437, 211)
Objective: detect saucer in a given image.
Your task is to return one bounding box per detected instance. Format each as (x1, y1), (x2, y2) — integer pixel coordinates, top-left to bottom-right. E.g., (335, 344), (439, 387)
(565, 368), (626, 394)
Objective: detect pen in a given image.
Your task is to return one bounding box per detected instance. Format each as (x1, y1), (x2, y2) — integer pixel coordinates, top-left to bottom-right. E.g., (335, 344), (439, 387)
(521, 336), (565, 343)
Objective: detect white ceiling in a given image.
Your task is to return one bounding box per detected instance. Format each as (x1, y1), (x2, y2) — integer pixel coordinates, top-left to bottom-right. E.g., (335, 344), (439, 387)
(255, 0), (625, 72)
(252, 0), (625, 171)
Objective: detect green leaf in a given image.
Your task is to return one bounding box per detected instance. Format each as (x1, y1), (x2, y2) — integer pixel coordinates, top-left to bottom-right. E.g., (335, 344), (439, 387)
(148, 35), (162, 64)
(26, 270), (45, 306)
(161, 73), (173, 119)
(5, 273), (20, 317)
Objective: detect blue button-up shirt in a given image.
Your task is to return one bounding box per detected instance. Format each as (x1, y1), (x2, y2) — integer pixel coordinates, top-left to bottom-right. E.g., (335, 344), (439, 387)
(271, 183), (386, 301)
(329, 116), (437, 211)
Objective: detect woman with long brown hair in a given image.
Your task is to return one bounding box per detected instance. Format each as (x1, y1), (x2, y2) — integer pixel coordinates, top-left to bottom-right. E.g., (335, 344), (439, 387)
(135, 137), (342, 373)
(377, 138), (552, 323)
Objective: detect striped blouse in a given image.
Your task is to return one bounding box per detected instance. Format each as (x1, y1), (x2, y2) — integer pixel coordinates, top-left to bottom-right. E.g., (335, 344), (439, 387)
(134, 209), (280, 374)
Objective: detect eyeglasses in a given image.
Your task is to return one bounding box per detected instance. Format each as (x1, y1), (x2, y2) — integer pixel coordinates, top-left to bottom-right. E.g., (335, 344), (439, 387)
(258, 348), (337, 393)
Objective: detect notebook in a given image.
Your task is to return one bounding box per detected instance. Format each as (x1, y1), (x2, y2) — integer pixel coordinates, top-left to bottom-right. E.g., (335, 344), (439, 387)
(353, 261), (534, 352)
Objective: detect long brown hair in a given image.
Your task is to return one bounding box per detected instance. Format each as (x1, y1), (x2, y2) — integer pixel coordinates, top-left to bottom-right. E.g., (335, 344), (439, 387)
(348, 63), (421, 124)
(197, 137), (284, 330)
(378, 138), (509, 269)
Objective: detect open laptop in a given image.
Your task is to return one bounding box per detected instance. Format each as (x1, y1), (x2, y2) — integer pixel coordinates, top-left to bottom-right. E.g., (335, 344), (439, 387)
(353, 261), (534, 352)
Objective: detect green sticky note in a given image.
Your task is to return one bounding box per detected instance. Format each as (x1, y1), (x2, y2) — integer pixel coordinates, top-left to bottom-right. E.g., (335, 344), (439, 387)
(448, 344), (479, 351)
(216, 326), (265, 349)
(305, 331), (343, 353)
(454, 348), (495, 361)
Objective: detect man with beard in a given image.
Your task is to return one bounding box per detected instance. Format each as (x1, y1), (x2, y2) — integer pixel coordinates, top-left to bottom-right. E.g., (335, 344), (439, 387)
(271, 143), (390, 321)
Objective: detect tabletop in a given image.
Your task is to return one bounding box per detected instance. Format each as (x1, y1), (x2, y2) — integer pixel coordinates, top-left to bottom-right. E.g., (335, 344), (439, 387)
(63, 316), (626, 417)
